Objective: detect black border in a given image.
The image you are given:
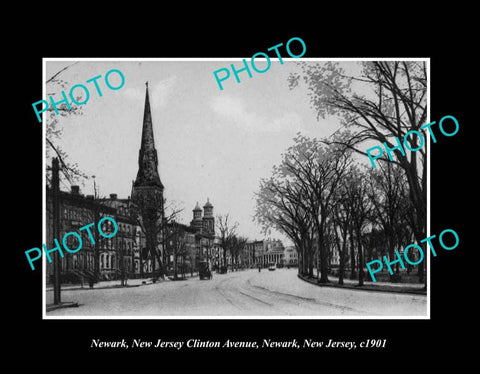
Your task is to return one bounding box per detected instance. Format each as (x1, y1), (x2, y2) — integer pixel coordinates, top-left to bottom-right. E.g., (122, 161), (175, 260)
(13, 24), (471, 363)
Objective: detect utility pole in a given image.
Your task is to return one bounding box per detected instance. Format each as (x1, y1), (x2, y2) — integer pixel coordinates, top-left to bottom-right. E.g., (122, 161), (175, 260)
(52, 158), (61, 305)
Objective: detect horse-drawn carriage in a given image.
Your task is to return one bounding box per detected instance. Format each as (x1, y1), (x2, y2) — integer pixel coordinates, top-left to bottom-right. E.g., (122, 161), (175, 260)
(199, 261), (213, 280)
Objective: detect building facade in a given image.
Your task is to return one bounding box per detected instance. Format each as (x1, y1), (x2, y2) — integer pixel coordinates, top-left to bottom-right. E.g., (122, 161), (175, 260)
(250, 239), (286, 267)
(262, 239), (285, 266)
(46, 186), (123, 283)
(284, 246), (298, 266)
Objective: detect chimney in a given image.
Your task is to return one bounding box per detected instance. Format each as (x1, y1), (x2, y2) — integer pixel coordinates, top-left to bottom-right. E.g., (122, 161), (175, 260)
(71, 185), (80, 195)
(110, 193), (118, 200)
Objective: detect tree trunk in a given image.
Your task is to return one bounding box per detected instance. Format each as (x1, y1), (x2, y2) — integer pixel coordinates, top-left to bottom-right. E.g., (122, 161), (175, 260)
(156, 251), (164, 279)
(403, 161), (426, 284)
(409, 218), (426, 284)
(223, 248), (227, 270)
(335, 225), (347, 286)
(120, 262), (124, 286)
(339, 241), (346, 286)
(147, 228), (156, 277)
(308, 249), (314, 278)
(52, 158), (61, 304)
(357, 230), (364, 286)
(151, 252), (156, 275)
(302, 243), (307, 276)
(173, 251), (177, 279)
(349, 229), (356, 280)
(182, 255), (185, 278)
(297, 243), (303, 275)
(318, 235), (329, 283)
(388, 234), (395, 282)
(303, 244), (308, 276)
(300, 243), (305, 275)
(94, 210), (100, 281)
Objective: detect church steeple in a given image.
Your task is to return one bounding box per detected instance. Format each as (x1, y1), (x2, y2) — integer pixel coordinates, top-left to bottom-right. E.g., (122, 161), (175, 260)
(131, 81), (165, 276)
(133, 82), (163, 189)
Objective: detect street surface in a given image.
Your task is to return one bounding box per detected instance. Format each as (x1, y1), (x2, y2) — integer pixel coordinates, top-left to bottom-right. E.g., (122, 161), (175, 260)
(46, 268), (427, 317)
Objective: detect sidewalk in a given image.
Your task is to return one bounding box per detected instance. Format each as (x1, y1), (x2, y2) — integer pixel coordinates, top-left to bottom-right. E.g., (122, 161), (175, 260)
(45, 272), (202, 292)
(298, 273), (427, 295)
(46, 278), (148, 292)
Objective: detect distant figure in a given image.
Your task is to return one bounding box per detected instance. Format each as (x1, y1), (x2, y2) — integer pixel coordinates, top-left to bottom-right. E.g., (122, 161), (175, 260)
(258, 264), (261, 272)
(88, 275), (94, 289)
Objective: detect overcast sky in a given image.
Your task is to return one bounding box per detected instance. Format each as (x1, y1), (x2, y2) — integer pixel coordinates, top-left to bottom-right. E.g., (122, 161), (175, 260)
(45, 59), (350, 245)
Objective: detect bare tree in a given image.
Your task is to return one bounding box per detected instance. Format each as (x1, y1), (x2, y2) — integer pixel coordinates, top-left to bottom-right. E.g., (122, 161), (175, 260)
(129, 198), (183, 279)
(230, 235), (248, 270)
(254, 161), (315, 277)
(216, 214), (238, 271)
(342, 165), (373, 286)
(289, 61), (428, 282)
(45, 62), (89, 188)
(367, 162), (413, 281)
(332, 180), (352, 285)
(280, 135), (352, 283)
(164, 220), (188, 280)
(254, 134), (352, 281)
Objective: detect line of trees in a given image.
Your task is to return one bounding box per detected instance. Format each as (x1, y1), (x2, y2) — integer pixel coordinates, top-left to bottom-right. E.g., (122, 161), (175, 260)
(255, 61), (427, 285)
(216, 214), (248, 271)
(159, 213), (250, 279)
(254, 137), (416, 284)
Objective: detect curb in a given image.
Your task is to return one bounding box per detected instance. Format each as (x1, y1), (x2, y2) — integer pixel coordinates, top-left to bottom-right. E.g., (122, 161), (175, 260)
(297, 274), (427, 295)
(46, 282), (152, 292)
(46, 301), (79, 312)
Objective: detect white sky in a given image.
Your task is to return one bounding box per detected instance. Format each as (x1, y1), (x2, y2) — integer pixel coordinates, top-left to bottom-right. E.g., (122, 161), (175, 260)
(45, 59), (351, 245)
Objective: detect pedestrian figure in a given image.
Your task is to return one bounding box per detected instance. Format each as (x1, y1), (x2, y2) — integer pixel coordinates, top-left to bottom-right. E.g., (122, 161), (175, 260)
(88, 275), (94, 289)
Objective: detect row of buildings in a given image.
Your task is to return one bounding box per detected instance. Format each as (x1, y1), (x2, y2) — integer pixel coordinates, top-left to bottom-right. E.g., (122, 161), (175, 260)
(46, 186), (219, 282)
(243, 239), (297, 268)
(45, 184), (296, 283)
(46, 82), (296, 284)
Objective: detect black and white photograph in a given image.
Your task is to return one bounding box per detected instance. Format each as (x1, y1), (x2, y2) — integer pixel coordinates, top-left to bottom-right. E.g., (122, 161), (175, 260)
(8, 16), (474, 366)
(42, 58), (430, 319)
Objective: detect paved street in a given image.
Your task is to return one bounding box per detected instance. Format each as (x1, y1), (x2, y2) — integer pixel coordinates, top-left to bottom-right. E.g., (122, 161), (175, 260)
(46, 268), (427, 317)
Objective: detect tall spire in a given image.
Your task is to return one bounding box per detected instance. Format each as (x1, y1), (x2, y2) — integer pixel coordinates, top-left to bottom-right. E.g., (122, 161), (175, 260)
(133, 82), (163, 189)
